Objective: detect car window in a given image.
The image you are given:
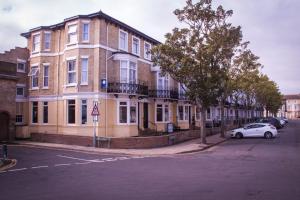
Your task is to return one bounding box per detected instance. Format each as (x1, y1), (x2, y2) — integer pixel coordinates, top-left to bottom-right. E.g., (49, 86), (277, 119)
(256, 124), (265, 128)
(247, 125), (257, 129)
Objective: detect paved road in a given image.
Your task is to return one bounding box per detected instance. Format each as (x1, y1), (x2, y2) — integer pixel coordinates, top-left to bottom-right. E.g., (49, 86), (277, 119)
(1, 120), (300, 200)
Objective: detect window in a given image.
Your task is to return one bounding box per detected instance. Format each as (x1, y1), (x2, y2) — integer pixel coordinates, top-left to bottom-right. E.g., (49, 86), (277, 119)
(17, 60), (26, 73)
(28, 66), (39, 89)
(32, 34), (40, 52)
(129, 62), (137, 84)
(16, 115), (23, 123)
(164, 105), (169, 122)
(178, 84), (186, 98)
(157, 72), (169, 90)
(67, 60), (76, 84)
(81, 99), (87, 124)
(119, 102), (127, 123)
(43, 102), (48, 123)
(82, 23), (89, 42)
(68, 25), (77, 44)
(156, 104), (163, 122)
(144, 42), (151, 60)
(119, 30), (128, 51)
(68, 100), (76, 124)
(132, 37), (140, 55)
(184, 106), (189, 121)
(44, 32), (51, 50)
(43, 64), (49, 88)
(16, 87), (24, 97)
(178, 105), (189, 121)
(120, 60), (137, 84)
(81, 58), (88, 85)
(156, 104), (169, 122)
(130, 102), (137, 123)
(206, 108), (211, 120)
(32, 102), (38, 123)
(196, 106), (201, 121)
(118, 101), (137, 124)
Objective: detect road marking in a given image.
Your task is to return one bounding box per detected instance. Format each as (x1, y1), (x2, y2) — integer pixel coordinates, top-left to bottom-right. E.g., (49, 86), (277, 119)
(31, 165), (48, 169)
(131, 156), (145, 159)
(115, 157), (131, 160)
(74, 162), (92, 165)
(57, 155), (103, 163)
(101, 158), (118, 162)
(54, 163), (71, 167)
(8, 168), (27, 172)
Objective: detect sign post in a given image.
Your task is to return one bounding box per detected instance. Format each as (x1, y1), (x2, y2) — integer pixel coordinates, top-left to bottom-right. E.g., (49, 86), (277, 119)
(91, 101), (100, 147)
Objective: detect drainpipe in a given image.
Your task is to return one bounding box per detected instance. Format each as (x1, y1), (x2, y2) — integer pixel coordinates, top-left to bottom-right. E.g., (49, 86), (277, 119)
(105, 22), (108, 138)
(56, 30), (61, 134)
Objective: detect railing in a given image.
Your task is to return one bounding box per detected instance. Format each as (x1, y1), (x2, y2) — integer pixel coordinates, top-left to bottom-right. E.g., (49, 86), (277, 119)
(148, 89), (179, 99)
(107, 82), (148, 96)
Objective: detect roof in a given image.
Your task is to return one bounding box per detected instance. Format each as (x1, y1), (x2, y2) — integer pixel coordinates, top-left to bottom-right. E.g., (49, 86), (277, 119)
(283, 94), (300, 100)
(21, 10), (161, 45)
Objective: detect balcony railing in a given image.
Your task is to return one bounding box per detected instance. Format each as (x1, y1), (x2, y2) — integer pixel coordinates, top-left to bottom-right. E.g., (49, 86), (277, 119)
(107, 82), (148, 96)
(148, 89), (179, 99)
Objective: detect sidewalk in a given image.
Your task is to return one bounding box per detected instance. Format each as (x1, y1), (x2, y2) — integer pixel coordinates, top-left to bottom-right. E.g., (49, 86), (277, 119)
(15, 133), (230, 156)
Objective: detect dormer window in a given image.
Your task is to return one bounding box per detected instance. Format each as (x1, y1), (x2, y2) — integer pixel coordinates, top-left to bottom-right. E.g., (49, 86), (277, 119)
(68, 24), (77, 44)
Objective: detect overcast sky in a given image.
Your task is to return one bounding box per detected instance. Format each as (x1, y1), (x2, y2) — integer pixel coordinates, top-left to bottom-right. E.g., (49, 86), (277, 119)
(1, 0), (299, 94)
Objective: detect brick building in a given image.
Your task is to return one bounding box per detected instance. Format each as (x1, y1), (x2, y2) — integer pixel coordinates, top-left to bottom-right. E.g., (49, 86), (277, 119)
(0, 11), (263, 144)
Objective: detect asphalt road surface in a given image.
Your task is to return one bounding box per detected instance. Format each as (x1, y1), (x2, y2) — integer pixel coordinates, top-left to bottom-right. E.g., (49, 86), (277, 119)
(1, 120), (300, 200)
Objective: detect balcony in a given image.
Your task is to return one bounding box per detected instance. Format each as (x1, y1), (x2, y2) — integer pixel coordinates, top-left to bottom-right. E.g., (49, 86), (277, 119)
(149, 89), (179, 99)
(107, 82), (148, 96)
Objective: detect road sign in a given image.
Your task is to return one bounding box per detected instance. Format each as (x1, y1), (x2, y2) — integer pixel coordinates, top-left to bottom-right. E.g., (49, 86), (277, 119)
(91, 103), (100, 116)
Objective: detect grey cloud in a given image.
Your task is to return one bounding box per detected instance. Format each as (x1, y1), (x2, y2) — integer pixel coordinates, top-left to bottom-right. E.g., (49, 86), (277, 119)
(2, 5), (12, 12)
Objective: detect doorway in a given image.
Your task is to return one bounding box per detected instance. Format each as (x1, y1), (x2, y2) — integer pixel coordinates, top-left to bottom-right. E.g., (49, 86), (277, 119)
(143, 103), (149, 129)
(0, 112), (9, 141)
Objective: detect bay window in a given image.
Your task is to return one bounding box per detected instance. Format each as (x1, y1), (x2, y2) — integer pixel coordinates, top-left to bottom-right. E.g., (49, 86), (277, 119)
(32, 101), (38, 123)
(68, 100), (76, 124)
(67, 60), (76, 84)
(43, 64), (49, 88)
(118, 101), (137, 124)
(144, 42), (151, 60)
(81, 58), (88, 85)
(157, 72), (169, 90)
(81, 99), (87, 124)
(28, 66), (39, 89)
(68, 25), (77, 44)
(178, 105), (189, 121)
(82, 23), (89, 42)
(120, 60), (137, 84)
(32, 34), (40, 52)
(44, 32), (51, 50)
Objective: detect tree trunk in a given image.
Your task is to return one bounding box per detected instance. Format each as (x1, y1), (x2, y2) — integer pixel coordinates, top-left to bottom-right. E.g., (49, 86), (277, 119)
(200, 107), (207, 144)
(220, 101), (225, 138)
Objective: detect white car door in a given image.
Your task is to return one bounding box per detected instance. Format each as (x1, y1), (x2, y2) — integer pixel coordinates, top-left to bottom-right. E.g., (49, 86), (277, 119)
(244, 124), (257, 137)
(251, 124), (265, 137)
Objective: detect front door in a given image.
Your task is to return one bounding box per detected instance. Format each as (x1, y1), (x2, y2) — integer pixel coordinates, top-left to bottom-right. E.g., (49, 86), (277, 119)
(0, 112), (9, 141)
(143, 103), (148, 129)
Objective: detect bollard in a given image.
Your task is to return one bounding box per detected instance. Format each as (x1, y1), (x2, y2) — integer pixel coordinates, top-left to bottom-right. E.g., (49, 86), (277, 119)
(3, 144), (8, 159)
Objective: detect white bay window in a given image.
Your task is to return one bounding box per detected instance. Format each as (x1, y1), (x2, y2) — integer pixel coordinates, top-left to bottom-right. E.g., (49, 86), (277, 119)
(120, 60), (137, 84)
(156, 103), (170, 123)
(68, 25), (77, 44)
(118, 101), (137, 124)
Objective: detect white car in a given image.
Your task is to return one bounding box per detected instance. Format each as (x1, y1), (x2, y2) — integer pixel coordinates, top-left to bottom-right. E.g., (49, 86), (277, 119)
(230, 123), (278, 139)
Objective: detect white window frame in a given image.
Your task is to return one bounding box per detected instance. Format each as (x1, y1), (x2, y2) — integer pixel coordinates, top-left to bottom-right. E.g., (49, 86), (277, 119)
(81, 99), (87, 125)
(17, 59), (26, 73)
(117, 100), (138, 125)
(42, 63), (49, 89)
(119, 29), (128, 51)
(195, 106), (201, 121)
(144, 41), (152, 60)
(178, 105), (189, 122)
(157, 72), (169, 90)
(16, 115), (23, 124)
(155, 103), (170, 123)
(119, 60), (137, 84)
(16, 85), (25, 97)
(29, 65), (39, 89)
(132, 36), (140, 56)
(80, 57), (88, 85)
(66, 59), (77, 86)
(32, 33), (41, 53)
(82, 22), (90, 42)
(44, 31), (51, 51)
(67, 24), (78, 45)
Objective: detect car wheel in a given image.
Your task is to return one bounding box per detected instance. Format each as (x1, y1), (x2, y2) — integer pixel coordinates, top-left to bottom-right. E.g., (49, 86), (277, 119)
(264, 132), (273, 139)
(236, 132), (243, 139)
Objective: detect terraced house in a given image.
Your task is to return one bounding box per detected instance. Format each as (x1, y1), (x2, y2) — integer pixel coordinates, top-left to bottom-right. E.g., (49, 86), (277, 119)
(2, 11), (263, 144)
